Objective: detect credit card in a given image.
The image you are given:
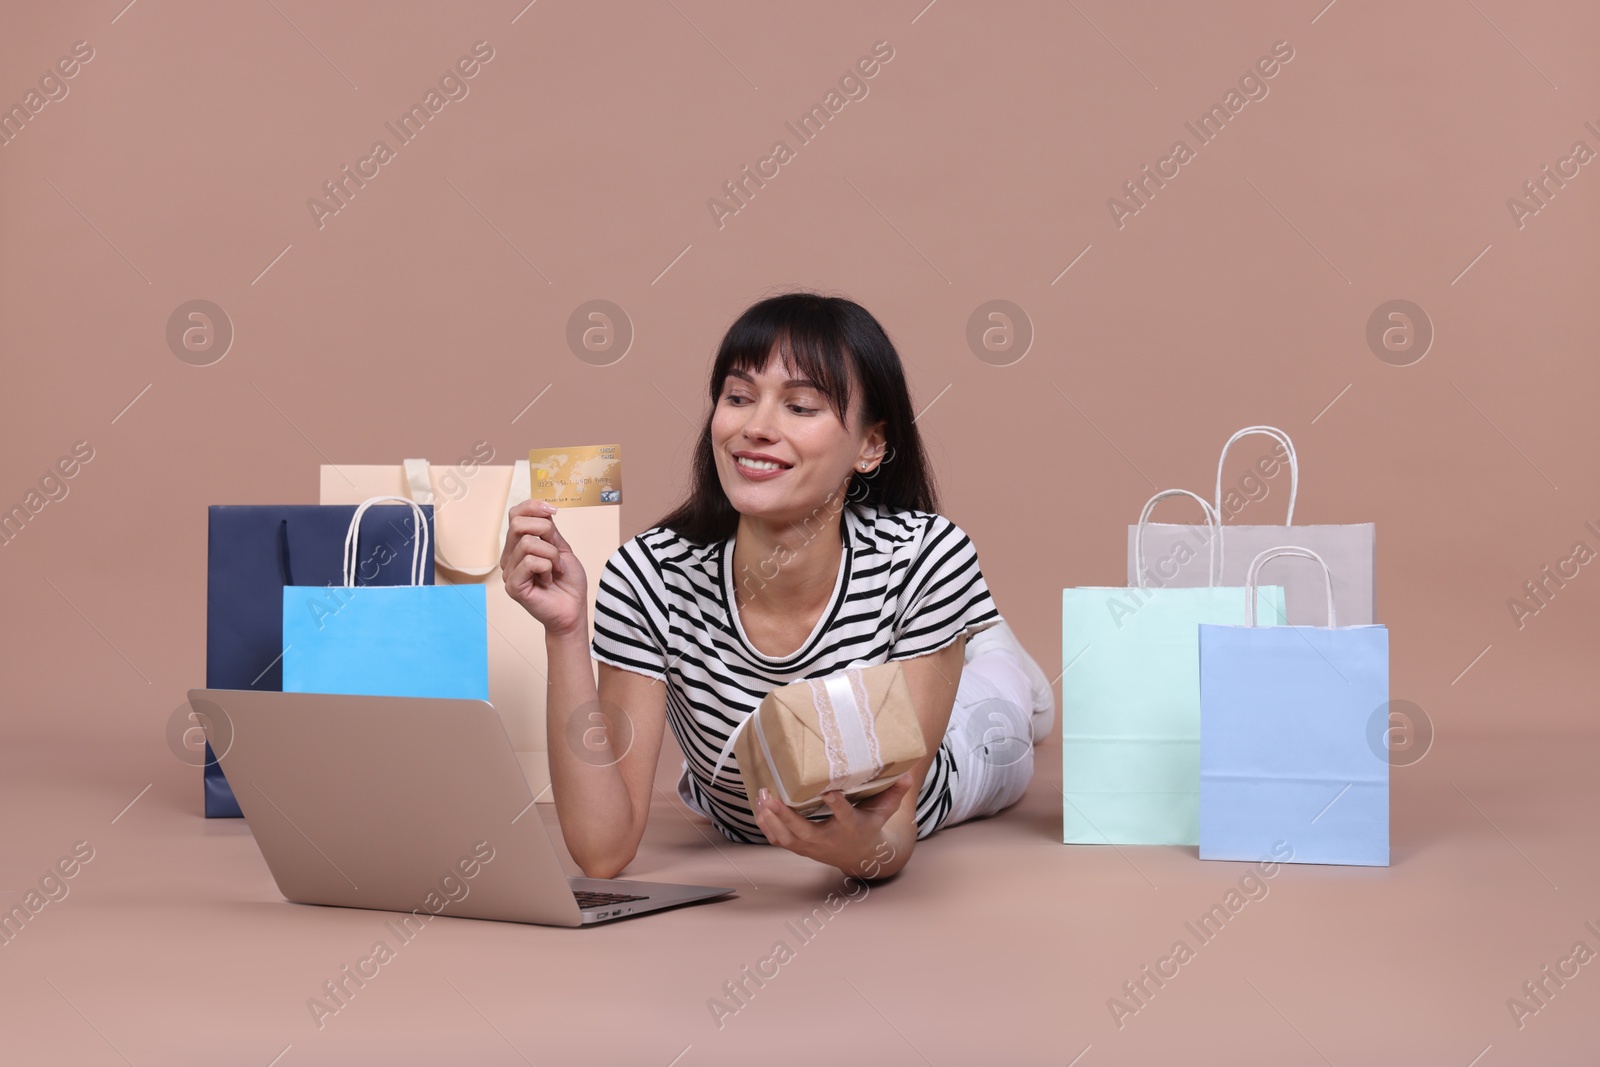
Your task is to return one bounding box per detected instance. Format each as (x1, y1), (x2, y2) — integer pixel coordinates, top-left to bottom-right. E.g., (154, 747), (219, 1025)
(528, 444), (621, 506)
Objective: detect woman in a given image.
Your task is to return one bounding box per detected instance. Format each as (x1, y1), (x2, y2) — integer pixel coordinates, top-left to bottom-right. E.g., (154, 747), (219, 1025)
(501, 292), (1054, 882)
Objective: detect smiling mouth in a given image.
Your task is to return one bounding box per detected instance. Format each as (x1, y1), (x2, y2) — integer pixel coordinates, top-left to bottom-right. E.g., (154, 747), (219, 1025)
(735, 456), (791, 471)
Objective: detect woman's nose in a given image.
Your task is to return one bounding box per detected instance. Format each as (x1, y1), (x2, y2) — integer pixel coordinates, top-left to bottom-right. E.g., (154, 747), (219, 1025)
(739, 397), (780, 440)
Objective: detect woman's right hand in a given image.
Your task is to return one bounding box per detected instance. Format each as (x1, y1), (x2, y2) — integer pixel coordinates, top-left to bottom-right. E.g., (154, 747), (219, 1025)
(501, 499), (589, 637)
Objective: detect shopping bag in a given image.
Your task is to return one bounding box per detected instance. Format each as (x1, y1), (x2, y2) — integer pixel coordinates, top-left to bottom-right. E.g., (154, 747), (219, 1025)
(320, 453), (617, 800)
(1128, 425), (1375, 625)
(283, 496), (488, 700)
(205, 501), (434, 817)
(1199, 546), (1389, 866)
(1062, 490), (1284, 845)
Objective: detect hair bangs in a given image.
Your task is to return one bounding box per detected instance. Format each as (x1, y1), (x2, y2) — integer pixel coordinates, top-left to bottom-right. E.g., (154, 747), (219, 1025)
(718, 315), (854, 430)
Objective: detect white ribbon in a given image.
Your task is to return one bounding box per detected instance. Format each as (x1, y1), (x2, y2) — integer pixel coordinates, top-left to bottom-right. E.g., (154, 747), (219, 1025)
(811, 671), (884, 793)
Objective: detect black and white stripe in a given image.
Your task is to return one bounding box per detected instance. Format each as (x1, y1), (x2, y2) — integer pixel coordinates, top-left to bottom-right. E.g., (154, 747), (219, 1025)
(590, 501), (1001, 845)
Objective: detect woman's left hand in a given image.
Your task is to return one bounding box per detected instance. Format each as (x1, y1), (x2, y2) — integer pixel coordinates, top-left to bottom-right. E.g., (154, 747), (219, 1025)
(752, 774), (913, 875)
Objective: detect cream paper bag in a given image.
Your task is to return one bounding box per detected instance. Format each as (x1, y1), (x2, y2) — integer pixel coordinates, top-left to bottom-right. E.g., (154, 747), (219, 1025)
(321, 456), (618, 802)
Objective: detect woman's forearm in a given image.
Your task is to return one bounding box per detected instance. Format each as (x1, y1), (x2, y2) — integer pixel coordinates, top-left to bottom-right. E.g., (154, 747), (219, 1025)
(544, 617), (638, 877)
(853, 820), (914, 881)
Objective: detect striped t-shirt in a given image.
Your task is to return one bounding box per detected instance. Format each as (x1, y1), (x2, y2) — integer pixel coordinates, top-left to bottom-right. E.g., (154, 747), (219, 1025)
(589, 501), (1002, 844)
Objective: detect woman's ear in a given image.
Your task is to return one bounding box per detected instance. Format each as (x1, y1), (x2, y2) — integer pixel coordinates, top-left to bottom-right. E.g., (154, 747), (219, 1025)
(861, 420), (888, 466)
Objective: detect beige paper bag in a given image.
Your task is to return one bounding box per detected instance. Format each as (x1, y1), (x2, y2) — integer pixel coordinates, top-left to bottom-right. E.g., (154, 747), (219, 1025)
(321, 458), (617, 802)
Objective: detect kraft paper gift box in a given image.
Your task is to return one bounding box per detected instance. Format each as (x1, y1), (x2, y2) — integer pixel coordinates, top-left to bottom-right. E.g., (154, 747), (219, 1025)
(710, 662), (927, 814)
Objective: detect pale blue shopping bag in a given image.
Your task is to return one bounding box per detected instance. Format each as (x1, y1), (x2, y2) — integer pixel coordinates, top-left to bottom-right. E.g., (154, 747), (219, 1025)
(283, 496), (488, 700)
(1199, 546), (1389, 866)
(1063, 490), (1283, 846)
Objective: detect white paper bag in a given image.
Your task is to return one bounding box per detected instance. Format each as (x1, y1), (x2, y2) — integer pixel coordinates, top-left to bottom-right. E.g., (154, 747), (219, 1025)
(1127, 425), (1375, 626)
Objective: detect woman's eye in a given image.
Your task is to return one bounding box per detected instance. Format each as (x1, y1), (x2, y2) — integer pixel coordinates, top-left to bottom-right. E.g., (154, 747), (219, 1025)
(723, 393), (814, 414)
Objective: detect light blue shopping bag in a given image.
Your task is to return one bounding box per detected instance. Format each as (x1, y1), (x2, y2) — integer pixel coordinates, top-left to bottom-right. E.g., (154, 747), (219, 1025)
(1063, 490), (1284, 846)
(283, 496), (488, 700)
(1199, 546), (1389, 866)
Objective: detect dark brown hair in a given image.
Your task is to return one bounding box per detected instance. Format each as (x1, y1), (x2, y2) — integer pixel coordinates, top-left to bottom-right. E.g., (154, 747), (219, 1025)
(652, 291), (940, 545)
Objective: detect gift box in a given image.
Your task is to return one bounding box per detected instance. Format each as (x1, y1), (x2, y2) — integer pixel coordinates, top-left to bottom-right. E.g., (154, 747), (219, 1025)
(711, 662), (927, 814)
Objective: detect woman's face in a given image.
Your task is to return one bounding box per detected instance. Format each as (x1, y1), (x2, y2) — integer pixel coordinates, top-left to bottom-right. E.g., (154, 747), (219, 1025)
(710, 349), (884, 525)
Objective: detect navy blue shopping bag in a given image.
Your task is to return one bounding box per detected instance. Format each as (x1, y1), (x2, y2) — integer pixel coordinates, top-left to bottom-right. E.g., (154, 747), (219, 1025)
(204, 502), (434, 816)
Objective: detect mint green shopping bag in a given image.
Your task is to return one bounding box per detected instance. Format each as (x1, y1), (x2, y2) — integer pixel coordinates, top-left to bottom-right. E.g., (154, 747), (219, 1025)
(1062, 489), (1284, 846)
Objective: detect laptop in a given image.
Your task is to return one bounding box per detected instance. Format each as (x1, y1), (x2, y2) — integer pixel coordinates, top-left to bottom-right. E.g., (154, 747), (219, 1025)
(188, 688), (736, 926)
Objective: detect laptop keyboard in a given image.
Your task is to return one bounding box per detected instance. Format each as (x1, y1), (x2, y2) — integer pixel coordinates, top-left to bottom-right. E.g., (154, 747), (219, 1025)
(574, 889), (649, 909)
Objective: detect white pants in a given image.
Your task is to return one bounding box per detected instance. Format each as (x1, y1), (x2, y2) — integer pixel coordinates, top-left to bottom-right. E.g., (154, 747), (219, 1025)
(675, 647), (1036, 830)
(941, 646), (1037, 827)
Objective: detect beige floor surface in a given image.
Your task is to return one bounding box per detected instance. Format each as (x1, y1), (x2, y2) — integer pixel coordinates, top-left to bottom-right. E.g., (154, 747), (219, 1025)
(2, 727), (1596, 1066)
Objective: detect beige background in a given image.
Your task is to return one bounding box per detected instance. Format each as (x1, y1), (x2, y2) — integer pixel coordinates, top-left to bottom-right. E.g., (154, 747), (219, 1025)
(2, 1), (1597, 1064)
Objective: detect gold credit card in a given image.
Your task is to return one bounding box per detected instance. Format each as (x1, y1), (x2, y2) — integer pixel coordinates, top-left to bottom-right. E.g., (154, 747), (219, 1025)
(528, 444), (621, 507)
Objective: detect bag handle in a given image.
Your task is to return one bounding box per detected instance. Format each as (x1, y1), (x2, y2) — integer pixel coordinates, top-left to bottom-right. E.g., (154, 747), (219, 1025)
(1244, 545), (1335, 628)
(1215, 425), (1299, 526)
(402, 457), (532, 577)
(1134, 489), (1221, 587)
(342, 496), (429, 587)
